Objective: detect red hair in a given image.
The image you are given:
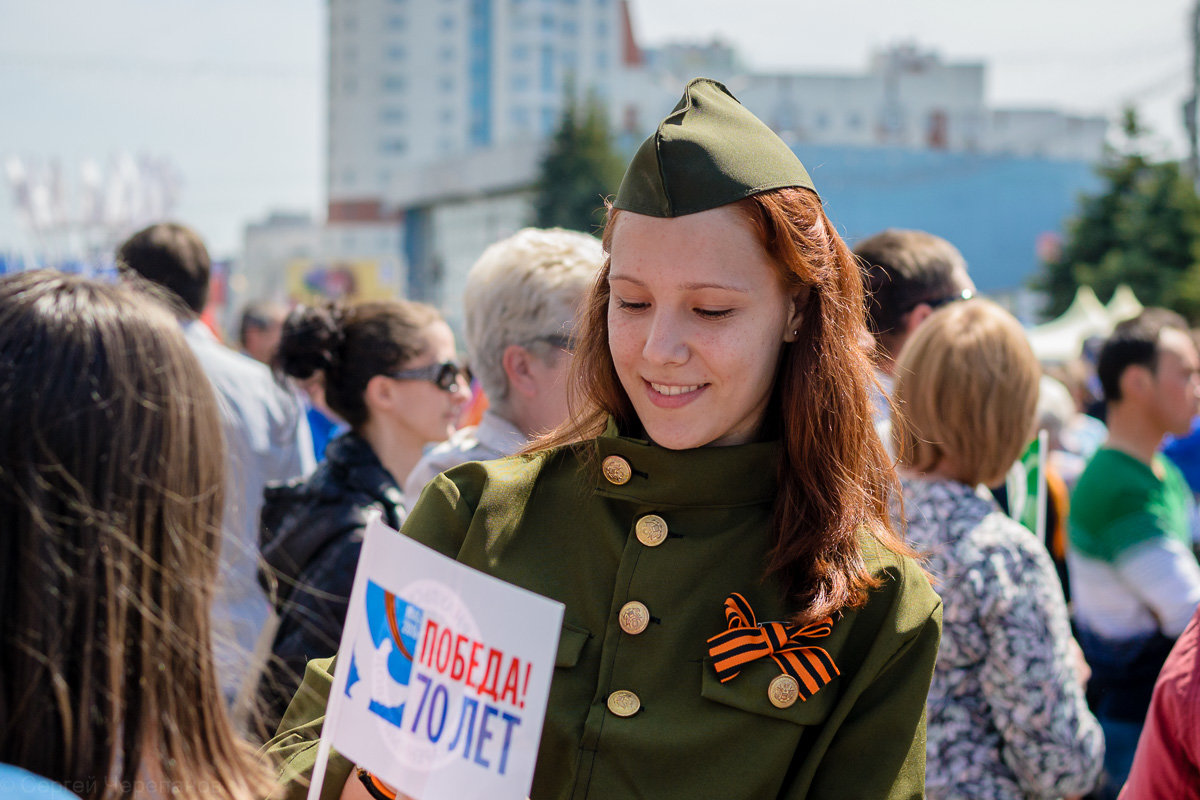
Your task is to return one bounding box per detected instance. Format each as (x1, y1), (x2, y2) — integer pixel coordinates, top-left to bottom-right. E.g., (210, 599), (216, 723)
(537, 188), (908, 623)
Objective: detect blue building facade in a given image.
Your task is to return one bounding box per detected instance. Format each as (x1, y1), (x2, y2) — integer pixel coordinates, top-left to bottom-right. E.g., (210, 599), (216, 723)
(792, 145), (1101, 293)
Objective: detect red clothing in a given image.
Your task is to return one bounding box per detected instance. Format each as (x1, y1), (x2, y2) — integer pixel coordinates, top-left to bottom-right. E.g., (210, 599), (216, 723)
(1121, 607), (1200, 798)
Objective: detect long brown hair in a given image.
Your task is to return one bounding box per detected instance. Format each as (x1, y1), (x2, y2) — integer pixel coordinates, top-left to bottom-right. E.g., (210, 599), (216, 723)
(539, 188), (907, 623)
(0, 271), (275, 799)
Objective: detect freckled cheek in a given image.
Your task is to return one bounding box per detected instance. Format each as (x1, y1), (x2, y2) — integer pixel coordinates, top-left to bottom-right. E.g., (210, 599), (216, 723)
(607, 314), (642, 366)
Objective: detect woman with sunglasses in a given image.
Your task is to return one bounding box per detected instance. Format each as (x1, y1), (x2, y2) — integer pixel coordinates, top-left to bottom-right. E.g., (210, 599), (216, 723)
(255, 299), (471, 732)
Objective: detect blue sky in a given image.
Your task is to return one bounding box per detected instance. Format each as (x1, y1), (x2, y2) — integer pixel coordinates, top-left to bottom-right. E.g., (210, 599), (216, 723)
(1, 0), (1192, 257)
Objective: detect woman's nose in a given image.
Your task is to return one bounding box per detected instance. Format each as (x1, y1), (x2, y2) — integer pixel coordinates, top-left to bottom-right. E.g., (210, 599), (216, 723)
(642, 312), (688, 365)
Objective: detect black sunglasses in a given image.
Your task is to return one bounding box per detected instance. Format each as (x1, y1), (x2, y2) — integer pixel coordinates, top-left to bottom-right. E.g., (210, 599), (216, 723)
(389, 361), (471, 393)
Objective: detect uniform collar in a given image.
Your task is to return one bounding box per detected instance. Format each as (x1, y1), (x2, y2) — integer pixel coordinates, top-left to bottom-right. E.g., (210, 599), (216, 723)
(592, 417), (779, 508)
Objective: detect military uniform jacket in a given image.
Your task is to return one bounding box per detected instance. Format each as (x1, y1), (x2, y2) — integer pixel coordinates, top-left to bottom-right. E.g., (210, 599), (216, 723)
(264, 423), (942, 800)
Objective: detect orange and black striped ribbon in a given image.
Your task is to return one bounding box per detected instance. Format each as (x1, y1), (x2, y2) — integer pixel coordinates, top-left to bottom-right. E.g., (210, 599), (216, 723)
(706, 593), (840, 702)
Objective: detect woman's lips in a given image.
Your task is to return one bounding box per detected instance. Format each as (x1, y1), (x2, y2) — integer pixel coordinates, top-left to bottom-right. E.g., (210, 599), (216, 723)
(645, 379), (707, 408)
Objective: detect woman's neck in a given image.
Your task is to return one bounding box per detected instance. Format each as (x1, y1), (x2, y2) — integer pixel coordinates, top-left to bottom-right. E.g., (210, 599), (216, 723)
(357, 418), (426, 489)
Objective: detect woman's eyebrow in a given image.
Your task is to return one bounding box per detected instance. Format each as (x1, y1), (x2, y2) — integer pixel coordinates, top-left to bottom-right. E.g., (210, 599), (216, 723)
(608, 274), (749, 293)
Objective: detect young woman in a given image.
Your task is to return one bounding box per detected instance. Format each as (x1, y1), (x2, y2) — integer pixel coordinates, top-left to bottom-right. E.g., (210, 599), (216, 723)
(266, 78), (941, 800)
(892, 299), (1104, 799)
(0, 271), (274, 800)
(256, 300), (471, 731)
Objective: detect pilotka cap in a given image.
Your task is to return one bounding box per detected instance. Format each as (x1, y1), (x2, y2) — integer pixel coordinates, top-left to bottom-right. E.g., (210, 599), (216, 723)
(613, 77), (818, 218)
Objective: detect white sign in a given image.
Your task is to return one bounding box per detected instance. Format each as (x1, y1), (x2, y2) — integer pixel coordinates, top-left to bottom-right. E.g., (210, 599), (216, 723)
(307, 518), (564, 800)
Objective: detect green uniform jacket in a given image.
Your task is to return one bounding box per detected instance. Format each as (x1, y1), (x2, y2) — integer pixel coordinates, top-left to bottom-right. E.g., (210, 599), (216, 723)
(263, 424), (942, 800)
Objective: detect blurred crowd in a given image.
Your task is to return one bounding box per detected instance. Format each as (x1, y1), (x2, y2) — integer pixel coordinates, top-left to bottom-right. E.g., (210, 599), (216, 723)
(6, 89), (1200, 800)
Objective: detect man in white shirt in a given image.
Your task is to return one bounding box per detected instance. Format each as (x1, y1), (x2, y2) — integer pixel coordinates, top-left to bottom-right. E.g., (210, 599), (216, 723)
(404, 228), (603, 499)
(117, 223), (314, 710)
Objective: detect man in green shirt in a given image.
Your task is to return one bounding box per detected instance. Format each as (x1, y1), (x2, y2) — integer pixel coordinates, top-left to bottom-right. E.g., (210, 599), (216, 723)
(1068, 309), (1200, 794)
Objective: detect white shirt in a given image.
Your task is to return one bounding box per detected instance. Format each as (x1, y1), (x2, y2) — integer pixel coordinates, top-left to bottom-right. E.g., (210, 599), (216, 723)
(182, 321), (315, 699)
(403, 409), (529, 500)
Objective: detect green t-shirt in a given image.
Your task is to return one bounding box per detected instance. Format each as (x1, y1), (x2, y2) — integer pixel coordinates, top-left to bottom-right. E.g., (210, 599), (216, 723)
(1068, 447), (1192, 563)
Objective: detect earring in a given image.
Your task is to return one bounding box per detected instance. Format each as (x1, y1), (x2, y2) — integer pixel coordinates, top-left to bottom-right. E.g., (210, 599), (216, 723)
(792, 330), (798, 336)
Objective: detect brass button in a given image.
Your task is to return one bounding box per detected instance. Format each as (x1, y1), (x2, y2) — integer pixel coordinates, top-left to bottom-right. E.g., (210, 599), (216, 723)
(619, 601), (650, 635)
(602, 455), (632, 485)
(768, 674), (800, 709)
(607, 690), (641, 717)
(635, 514), (668, 547)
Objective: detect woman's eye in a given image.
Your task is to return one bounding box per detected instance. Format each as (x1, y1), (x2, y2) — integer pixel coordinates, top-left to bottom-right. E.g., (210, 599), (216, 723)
(696, 308), (734, 320)
(615, 298), (649, 311)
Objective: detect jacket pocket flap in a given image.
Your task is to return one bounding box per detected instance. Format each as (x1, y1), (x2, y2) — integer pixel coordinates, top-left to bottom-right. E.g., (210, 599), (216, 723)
(700, 656), (837, 726)
(555, 622), (590, 668)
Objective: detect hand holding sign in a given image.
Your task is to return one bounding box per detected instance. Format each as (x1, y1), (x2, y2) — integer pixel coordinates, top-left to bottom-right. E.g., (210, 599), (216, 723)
(307, 518), (564, 800)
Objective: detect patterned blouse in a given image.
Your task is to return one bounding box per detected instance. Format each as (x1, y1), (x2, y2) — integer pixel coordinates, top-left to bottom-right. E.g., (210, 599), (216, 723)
(899, 477), (1104, 800)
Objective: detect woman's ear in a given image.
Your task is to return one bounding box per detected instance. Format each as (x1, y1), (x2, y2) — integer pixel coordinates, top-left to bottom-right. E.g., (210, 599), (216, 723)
(362, 373), (396, 414)
(783, 289), (808, 342)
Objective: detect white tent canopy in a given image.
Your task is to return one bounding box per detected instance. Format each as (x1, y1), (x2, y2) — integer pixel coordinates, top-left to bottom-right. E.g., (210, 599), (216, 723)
(1027, 284), (1144, 364)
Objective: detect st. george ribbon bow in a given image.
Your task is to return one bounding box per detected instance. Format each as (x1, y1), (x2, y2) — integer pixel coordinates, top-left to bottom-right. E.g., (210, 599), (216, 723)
(706, 592), (840, 701)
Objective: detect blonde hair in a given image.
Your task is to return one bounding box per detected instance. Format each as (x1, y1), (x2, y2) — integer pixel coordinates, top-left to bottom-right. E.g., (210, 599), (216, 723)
(893, 298), (1040, 487)
(463, 228), (603, 406)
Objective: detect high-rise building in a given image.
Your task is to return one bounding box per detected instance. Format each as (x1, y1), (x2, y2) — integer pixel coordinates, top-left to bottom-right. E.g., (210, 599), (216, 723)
(324, 0), (635, 325)
(279, 2), (1109, 327)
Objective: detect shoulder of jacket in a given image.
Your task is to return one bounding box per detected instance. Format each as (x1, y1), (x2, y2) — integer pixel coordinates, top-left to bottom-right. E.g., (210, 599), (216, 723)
(857, 526), (941, 632)
(437, 447), (565, 497)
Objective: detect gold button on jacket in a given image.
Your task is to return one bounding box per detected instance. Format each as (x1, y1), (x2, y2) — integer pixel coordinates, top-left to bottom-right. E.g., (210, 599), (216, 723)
(607, 689), (641, 717)
(619, 600), (650, 635)
(601, 454), (632, 485)
(635, 514), (668, 546)
(263, 419), (942, 800)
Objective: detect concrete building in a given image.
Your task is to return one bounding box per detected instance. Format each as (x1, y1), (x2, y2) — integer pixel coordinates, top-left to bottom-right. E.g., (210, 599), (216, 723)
(241, 1), (1111, 329)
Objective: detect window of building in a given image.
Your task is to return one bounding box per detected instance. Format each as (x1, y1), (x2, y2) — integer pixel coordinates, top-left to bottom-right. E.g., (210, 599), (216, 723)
(440, 14), (455, 30)
(815, 112), (830, 130)
(596, 21), (608, 37)
(387, 15), (405, 30)
(386, 45), (405, 60)
(440, 75), (455, 92)
(344, 16), (357, 31)
(541, 106), (557, 136)
(342, 168), (356, 186)
(382, 75), (406, 92)
(596, 51), (608, 69)
(440, 46), (455, 60)
(847, 112), (862, 130)
(512, 44), (530, 61)
(381, 138), (408, 154)
(512, 74), (530, 92)
(342, 76), (358, 94)
(541, 13), (555, 30)
(380, 107), (406, 123)
(562, 19), (577, 35)
(511, 107), (530, 128)
(540, 46), (555, 92)
(344, 46), (358, 63)
(441, 108), (455, 124)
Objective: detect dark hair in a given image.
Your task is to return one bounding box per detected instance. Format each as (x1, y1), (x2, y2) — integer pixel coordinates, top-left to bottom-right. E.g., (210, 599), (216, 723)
(276, 299), (443, 428)
(854, 228), (969, 359)
(116, 222), (212, 314)
(1098, 307), (1189, 403)
(539, 188), (908, 625)
(0, 270), (273, 800)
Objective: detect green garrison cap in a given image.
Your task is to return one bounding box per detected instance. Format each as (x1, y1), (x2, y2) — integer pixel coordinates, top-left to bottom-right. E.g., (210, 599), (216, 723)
(614, 77), (817, 218)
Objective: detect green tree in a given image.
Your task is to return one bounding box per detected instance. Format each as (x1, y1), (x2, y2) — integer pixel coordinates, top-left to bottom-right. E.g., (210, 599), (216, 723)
(533, 91), (625, 234)
(1035, 109), (1200, 321)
